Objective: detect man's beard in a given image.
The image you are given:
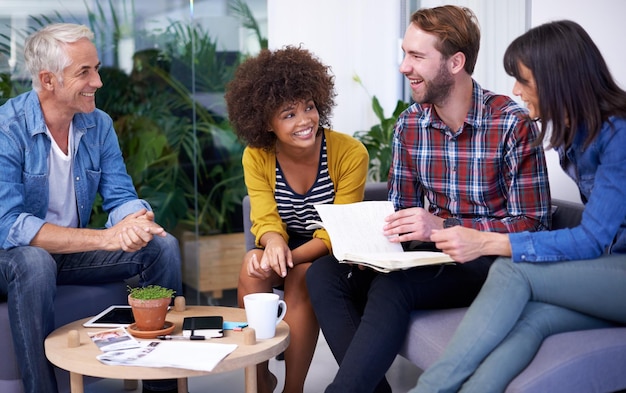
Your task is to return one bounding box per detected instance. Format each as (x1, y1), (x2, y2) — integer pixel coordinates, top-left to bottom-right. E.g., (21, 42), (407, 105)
(413, 62), (454, 106)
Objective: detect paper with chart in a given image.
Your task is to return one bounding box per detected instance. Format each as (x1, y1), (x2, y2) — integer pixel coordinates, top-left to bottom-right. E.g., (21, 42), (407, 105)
(312, 201), (454, 272)
(87, 327), (141, 352)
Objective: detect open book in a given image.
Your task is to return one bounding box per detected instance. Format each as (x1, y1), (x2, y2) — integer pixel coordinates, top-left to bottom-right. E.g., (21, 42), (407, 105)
(311, 201), (454, 273)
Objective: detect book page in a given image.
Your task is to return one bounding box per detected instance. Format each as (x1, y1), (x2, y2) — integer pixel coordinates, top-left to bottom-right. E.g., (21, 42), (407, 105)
(314, 201), (454, 272)
(343, 251), (454, 272)
(314, 201), (404, 259)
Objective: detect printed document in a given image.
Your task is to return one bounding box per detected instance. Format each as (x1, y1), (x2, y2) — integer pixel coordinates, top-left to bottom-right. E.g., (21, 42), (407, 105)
(96, 340), (237, 372)
(312, 201), (454, 273)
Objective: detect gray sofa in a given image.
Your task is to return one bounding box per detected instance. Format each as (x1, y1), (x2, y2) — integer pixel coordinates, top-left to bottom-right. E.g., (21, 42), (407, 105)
(0, 282), (129, 393)
(243, 182), (626, 392)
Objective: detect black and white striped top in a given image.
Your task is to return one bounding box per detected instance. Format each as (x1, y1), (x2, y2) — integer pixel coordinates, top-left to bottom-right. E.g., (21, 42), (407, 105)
(275, 134), (335, 237)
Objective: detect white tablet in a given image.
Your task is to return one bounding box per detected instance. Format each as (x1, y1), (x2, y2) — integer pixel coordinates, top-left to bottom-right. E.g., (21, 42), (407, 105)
(83, 305), (135, 328)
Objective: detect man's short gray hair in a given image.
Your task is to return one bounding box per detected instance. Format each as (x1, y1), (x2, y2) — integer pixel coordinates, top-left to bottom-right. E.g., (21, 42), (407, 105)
(24, 23), (94, 91)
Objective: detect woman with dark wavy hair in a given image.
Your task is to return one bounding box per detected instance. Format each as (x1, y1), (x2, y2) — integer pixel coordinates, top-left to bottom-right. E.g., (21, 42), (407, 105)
(411, 20), (626, 393)
(225, 46), (368, 393)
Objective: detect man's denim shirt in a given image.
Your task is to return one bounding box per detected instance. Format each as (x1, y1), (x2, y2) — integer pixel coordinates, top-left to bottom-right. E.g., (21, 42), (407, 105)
(0, 90), (151, 249)
(509, 116), (626, 262)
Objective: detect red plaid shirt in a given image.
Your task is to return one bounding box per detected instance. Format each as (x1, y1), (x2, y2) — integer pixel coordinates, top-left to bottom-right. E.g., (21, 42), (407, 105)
(388, 81), (550, 233)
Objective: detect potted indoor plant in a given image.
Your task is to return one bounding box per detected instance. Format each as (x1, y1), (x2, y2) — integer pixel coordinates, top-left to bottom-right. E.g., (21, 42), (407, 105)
(352, 75), (410, 182)
(127, 285), (175, 331)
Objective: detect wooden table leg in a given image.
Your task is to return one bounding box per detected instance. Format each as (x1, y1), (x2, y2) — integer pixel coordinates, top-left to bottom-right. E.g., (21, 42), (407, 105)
(124, 379), (138, 390)
(69, 371), (84, 393)
(178, 377), (188, 393)
(244, 364), (257, 393)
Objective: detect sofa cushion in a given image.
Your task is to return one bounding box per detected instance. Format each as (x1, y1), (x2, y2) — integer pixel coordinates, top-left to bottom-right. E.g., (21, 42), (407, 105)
(507, 328), (626, 393)
(0, 302), (21, 381)
(398, 198), (626, 392)
(0, 281), (129, 393)
(399, 308), (467, 370)
(53, 282), (130, 327)
(399, 312), (626, 393)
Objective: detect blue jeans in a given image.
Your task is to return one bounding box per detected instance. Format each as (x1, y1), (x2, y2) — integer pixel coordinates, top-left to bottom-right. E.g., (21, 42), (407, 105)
(412, 254), (626, 393)
(0, 234), (182, 393)
(306, 254), (494, 393)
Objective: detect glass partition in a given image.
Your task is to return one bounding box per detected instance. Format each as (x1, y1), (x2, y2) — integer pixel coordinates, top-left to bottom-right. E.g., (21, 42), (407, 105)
(0, 0), (267, 305)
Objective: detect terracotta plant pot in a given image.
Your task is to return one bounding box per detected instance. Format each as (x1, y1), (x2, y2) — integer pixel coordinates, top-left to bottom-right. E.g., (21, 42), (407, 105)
(128, 295), (171, 331)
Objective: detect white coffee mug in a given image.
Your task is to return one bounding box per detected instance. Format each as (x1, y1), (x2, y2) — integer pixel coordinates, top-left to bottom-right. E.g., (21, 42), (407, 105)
(243, 293), (287, 339)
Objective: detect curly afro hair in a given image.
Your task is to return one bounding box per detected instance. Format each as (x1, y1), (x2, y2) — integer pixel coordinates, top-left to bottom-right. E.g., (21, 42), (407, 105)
(224, 45), (336, 149)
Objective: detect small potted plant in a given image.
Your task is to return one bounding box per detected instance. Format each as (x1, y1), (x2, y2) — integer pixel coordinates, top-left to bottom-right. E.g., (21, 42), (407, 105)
(127, 285), (175, 331)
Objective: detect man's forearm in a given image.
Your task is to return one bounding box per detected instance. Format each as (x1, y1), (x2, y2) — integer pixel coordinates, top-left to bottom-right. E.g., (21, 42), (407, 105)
(30, 223), (108, 254)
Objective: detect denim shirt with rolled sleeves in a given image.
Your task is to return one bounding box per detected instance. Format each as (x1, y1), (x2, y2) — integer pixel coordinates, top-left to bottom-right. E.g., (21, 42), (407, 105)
(509, 116), (626, 262)
(0, 90), (151, 250)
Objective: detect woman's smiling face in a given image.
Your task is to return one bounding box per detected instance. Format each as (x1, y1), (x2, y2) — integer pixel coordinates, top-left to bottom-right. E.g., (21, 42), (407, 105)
(269, 99), (320, 149)
(512, 62), (540, 119)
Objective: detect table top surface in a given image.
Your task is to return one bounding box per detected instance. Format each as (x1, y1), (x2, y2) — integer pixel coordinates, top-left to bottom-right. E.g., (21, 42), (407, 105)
(44, 305), (290, 380)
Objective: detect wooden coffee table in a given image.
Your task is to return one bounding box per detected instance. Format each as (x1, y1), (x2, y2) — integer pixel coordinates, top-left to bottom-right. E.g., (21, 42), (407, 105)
(45, 305), (289, 393)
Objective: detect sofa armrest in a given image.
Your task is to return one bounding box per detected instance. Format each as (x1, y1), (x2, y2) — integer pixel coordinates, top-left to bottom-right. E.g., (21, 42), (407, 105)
(551, 198), (584, 230)
(363, 182), (388, 201)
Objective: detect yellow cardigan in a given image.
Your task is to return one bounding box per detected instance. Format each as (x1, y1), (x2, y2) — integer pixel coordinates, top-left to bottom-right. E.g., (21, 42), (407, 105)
(243, 128), (369, 252)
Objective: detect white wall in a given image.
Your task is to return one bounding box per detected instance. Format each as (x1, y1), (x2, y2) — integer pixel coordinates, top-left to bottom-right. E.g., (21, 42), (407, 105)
(267, 0), (625, 204)
(267, 0), (526, 135)
(531, 0), (626, 89)
(419, 0), (526, 99)
(531, 0), (626, 203)
(267, 0), (403, 136)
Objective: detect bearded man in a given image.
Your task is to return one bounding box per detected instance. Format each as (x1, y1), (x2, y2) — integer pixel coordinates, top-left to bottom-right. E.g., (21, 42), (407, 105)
(305, 5), (551, 393)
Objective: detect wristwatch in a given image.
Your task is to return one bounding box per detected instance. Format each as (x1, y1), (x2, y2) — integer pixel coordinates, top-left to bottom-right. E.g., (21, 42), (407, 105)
(443, 217), (462, 228)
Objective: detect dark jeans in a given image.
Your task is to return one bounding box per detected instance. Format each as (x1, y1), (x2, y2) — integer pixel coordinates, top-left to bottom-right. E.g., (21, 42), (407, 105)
(306, 254), (494, 393)
(0, 234), (182, 393)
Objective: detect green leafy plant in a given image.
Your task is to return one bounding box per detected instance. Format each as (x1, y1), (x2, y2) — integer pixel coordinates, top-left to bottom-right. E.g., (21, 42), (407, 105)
(0, 73), (15, 105)
(89, 12), (247, 234)
(84, 0), (134, 68)
(228, 0), (268, 50)
(353, 75), (410, 182)
(0, 2), (252, 235)
(127, 285), (175, 300)
(157, 21), (240, 93)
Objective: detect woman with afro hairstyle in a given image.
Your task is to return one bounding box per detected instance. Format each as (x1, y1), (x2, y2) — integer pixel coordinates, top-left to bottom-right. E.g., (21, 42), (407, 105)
(225, 46), (368, 393)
